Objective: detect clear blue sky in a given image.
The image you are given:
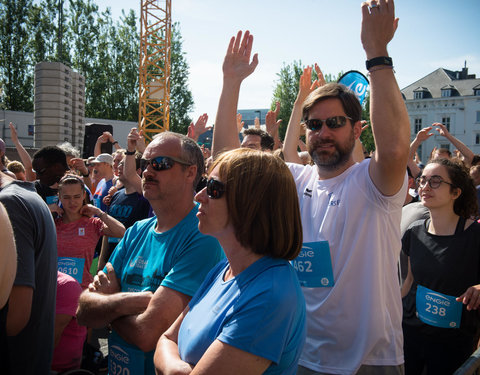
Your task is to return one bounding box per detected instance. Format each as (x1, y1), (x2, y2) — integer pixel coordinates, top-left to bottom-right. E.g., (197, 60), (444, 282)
(98, 0), (480, 125)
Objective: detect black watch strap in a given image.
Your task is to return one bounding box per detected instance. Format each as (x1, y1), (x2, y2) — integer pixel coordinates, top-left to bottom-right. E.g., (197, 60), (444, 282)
(125, 150), (136, 155)
(366, 56), (393, 70)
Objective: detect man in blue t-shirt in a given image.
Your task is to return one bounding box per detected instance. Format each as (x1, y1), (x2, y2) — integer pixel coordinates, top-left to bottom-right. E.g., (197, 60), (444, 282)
(91, 153), (115, 212)
(77, 131), (224, 375)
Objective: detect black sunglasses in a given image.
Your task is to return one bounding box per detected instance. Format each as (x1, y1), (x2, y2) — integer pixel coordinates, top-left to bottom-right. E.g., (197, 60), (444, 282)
(416, 175), (455, 190)
(304, 116), (352, 131)
(141, 156), (191, 171)
(206, 178), (225, 199)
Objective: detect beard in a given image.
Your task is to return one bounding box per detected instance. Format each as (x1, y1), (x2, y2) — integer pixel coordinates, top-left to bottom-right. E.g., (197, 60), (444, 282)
(308, 129), (355, 171)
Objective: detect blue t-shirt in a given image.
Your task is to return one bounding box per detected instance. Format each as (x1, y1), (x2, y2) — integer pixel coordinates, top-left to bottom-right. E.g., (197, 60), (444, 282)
(178, 257), (306, 375)
(108, 204), (224, 375)
(93, 178), (113, 212)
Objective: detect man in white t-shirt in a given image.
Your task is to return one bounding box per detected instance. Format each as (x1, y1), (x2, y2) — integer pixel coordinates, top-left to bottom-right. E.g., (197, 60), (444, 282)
(211, 1), (410, 373)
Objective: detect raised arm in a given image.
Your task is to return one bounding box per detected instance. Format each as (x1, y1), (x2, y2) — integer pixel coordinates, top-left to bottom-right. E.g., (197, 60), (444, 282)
(9, 123), (35, 181)
(361, 0), (410, 195)
(79, 204), (126, 238)
(188, 114), (209, 142)
(283, 65), (322, 163)
(124, 128), (143, 194)
(211, 30), (258, 158)
(265, 102), (282, 150)
(409, 126), (433, 178)
(434, 122), (474, 166)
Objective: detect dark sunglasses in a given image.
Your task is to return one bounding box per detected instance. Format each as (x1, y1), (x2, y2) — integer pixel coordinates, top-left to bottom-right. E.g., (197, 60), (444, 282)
(141, 156), (191, 171)
(416, 175), (455, 189)
(206, 178), (225, 199)
(304, 116), (352, 131)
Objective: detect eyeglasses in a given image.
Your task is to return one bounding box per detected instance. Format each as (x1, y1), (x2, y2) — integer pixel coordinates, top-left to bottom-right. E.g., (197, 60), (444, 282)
(304, 116), (352, 131)
(206, 178), (225, 199)
(416, 175), (455, 189)
(141, 156), (191, 171)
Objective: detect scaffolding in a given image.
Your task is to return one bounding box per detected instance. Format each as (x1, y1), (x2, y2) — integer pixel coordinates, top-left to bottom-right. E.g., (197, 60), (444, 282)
(138, 0), (172, 143)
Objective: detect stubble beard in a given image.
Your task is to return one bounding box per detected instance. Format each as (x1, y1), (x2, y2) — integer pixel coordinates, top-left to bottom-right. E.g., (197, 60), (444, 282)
(309, 131), (355, 172)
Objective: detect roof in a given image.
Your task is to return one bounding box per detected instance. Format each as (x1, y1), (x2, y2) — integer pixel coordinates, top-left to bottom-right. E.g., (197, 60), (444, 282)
(401, 68), (480, 100)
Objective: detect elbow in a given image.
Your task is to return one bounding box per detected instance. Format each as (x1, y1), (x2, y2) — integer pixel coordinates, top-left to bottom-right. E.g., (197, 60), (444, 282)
(136, 330), (158, 352)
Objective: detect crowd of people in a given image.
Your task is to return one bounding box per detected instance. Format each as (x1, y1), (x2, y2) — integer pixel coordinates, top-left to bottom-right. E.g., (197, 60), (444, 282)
(1, 0), (480, 374)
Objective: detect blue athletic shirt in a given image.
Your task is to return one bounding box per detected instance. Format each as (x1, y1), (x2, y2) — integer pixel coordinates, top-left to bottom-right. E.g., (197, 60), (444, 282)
(108, 204), (224, 374)
(178, 256), (306, 375)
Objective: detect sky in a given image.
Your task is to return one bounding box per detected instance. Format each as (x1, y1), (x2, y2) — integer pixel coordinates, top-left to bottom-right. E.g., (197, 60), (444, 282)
(98, 0), (480, 125)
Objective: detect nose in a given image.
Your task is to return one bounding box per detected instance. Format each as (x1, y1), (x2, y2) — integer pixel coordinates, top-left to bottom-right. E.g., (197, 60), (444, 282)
(194, 187), (208, 204)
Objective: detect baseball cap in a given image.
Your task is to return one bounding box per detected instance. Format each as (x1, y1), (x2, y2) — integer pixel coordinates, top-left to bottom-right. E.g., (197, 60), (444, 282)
(91, 153), (113, 165)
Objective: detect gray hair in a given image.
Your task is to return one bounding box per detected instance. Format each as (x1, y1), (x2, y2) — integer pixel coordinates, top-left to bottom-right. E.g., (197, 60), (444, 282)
(57, 142), (80, 159)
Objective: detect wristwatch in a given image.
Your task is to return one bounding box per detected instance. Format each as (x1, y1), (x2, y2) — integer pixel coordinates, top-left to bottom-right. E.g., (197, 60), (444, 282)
(365, 56), (393, 70)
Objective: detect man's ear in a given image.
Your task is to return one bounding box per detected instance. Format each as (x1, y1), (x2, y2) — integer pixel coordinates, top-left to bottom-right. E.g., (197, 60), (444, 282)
(353, 121), (362, 140)
(185, 165), (198, 184)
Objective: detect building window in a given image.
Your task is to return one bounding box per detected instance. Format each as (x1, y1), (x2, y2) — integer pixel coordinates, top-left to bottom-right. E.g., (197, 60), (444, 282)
(474, 89), (480, 96)
(477, 111), (480, 123)
(414, 118), (422, 133)
(441, 89), (451, 97)
(414, 92), (423, 99)
(476, 134), (480, 145)
(439, 143), (450, 151)
(442, 117), (451, 132)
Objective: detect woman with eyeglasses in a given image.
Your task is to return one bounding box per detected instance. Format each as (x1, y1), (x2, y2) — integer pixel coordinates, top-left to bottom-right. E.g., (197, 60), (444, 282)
(154, 148), (306, 375)
(401, 158), (480, 374)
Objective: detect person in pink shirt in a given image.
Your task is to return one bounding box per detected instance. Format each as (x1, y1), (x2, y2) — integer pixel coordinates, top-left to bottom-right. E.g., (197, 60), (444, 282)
(56, 174), (125, 289)
(51, 271), (87, 372)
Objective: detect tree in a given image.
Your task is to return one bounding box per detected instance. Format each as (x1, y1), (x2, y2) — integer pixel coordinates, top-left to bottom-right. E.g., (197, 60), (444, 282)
(0, 0), (34, 111)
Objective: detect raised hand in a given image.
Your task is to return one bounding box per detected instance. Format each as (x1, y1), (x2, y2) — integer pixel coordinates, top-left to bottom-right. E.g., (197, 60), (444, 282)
(415, 126), (434, 143)
(265, 102), (282, 136)
(9, 122), (18, 143)
(127, 128), (140, 152)
(236, 113), (245, 133)
(433, 122), (449, 137)
(361, 0), (398, 59)
(223, 30), (259, 84)
(254, 117), (260, 129)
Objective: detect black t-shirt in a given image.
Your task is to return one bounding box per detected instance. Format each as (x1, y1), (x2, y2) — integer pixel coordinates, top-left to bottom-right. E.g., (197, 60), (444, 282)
(402, 218), (480, 342)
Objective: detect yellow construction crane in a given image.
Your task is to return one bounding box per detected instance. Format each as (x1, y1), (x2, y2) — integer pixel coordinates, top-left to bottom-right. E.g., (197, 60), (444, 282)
(138, 0), (172, 143)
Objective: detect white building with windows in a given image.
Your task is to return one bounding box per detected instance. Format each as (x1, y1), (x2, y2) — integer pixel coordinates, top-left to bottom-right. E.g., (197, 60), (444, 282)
(401, 66), (480, 163)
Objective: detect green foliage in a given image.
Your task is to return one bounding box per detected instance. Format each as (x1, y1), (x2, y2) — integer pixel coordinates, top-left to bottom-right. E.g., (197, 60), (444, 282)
(0, 1), (193, 133)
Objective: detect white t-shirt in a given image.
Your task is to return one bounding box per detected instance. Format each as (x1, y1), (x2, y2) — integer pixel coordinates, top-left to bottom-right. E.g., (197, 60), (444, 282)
(288, 160), (407, 374)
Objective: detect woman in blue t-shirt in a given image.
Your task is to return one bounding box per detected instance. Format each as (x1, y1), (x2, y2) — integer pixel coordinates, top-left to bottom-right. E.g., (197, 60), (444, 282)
(154, 148), (306, 375)
(401, 158), (480, 374)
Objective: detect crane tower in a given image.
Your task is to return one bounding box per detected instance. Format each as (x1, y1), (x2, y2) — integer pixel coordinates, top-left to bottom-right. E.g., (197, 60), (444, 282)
(138, 0), (172, 143)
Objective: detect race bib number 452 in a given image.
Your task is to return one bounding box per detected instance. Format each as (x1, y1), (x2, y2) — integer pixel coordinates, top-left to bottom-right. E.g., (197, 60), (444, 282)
(291, 241), (334, 288)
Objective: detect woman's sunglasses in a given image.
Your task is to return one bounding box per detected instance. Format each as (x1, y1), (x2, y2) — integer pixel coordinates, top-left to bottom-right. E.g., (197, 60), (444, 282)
(303, 116), (352, 131)
(141, 156), (191, 171)
(206, 178), (225, 199)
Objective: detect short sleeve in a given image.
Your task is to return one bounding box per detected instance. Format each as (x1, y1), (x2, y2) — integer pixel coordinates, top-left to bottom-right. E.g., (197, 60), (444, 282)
(162, 236), (223, 297)
(56, 273), (83, 316)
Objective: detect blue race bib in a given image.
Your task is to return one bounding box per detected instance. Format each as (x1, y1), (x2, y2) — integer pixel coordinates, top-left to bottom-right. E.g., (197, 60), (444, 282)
(57, 257), (85, 284)
(416, 285), (462, 328)
(109, 331), (145, 375)
(46, 195), (59, 205)
(292, 241), (334, 287)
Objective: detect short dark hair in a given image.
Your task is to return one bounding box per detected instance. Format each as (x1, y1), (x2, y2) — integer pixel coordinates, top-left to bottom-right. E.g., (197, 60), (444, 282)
(211, 148), (303, 260)
(302, 83), (362, 124)
(33, 146), (68, 169)
(243, 128), (274, 151)
(429, 158), (478, 218)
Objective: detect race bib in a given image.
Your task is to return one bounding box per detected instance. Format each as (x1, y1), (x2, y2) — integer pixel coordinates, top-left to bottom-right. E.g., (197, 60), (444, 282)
(78, 227), (85, 236)
(109, 331), (144, 375)
(58, 257), (85, 284)
(416, 285), (462, 328)
(291, 241), (334, 287)
(46, 195), (59, 205)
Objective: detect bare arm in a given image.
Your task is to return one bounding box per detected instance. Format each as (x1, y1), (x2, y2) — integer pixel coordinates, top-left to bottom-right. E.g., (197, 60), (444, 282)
(76, 263), (152, 328)
(409, 126), (433, 179)
(187, 114), (209, 142)
(79, 204), (126, 238)
(9, 123), (35, 181)
(124, 128), (143, 194)
(112, 285), (191, 352)
(265, 102), (282, 150)
(434, 122), (474, 166)
(361, 0), (410, 196)
(401, 256), (413, 298)
(98, 236), (111, 272)
(283, 65), (322, 163)
(6, 285), (33, 336)
(154, 308), (271, 375)
(54, 314), (72, 347)
(211, 31), (258, 159)
(0, 203), (16, 309)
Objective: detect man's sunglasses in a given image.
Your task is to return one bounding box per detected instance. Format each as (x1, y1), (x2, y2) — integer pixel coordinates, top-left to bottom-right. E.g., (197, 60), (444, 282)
(304, 116), (352, 131)
(141, 156), (191, 171)
(206, 178), (225, 199)
(416, 175), (455, 190)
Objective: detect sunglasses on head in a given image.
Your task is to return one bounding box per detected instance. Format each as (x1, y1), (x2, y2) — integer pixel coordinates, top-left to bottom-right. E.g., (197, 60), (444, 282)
(416, 175), (455, 190)
(206, 178), (225, 199)
(304, 116), (352, 131)
(141, 156), (191, 171)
